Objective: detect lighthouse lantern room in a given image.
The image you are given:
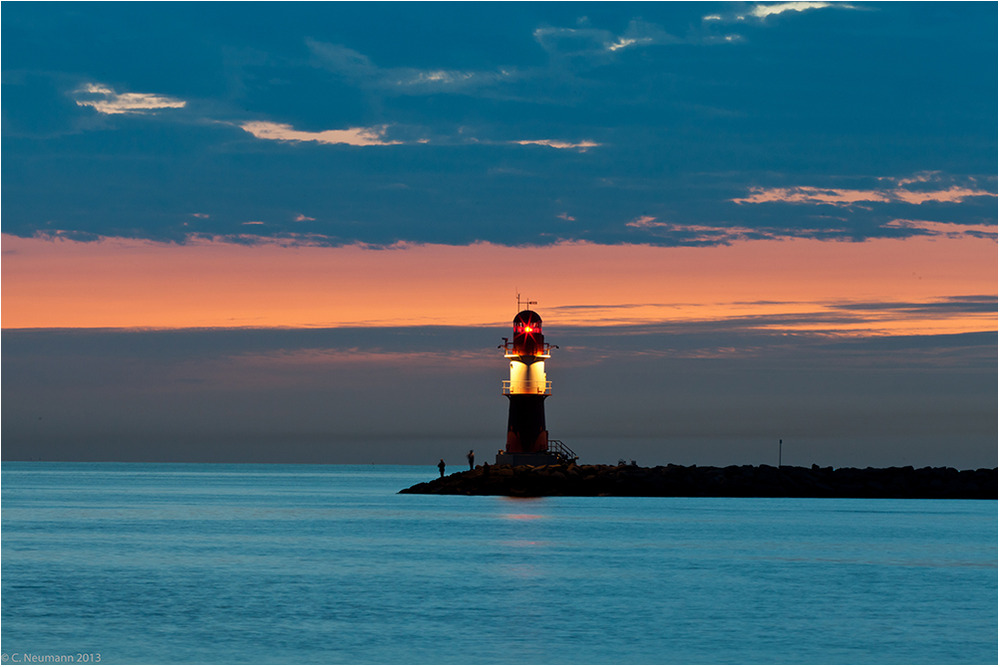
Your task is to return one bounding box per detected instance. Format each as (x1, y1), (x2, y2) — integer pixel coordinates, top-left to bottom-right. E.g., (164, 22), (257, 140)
(496, 297), (575, 466)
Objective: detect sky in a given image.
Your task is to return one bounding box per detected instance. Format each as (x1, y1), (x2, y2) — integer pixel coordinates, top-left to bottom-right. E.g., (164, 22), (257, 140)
(2, 2), (996, 467)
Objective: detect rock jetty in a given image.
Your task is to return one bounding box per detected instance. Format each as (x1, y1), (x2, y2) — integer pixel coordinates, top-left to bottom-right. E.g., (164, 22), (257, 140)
(399, 463), (997, 499)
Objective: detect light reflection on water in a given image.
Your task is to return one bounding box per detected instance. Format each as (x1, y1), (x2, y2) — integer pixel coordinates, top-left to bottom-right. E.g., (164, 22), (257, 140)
(2, 462), (996, 665)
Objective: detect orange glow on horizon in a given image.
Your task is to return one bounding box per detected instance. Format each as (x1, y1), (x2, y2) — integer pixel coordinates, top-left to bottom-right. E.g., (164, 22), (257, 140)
(1, 233), (995, 336)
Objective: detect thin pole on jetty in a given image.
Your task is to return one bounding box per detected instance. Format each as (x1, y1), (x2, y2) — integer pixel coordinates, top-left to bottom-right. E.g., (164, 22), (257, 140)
(778, 439), (782, 468)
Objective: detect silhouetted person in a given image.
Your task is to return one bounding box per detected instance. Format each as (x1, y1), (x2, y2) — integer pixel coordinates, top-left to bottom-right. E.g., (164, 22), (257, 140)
(467, 449), (475, 470)
(438, 459), (446, 478)
(483, 461), (491, 477)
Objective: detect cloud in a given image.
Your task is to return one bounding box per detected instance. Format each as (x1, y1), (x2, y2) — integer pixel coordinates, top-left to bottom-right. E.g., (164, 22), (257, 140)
(304, 41), (377, 78)
(734, 185), (995, 206)
(309, 16), (733, 109)
(750, 2), (853, 19)
(734, 186), (891, 206)
(294, 214), (316, 222)
(606, 38), (639, 52)
(833, 295), (997, 316)
(239, 121), (402, 146)
(307, 38), (512, 94)
(606, 36), (655, 52)
(539, 294), (999, 341)
(708, 2), (858, 24)
(883, 219), (997, 239)
(534, 20), (694, 56)
(401, 70), (477, 86)
(74, 83), (186, 115)
(533, 26), (613, 54)
(239, 121), (598, 152)
(891, 186), (996, 205)
(389, 67), (513, 93)
(733, 174), (997, 208)
(224, 347), (492, 375)
(625, 215), (671, 229)
(626, 217), (785, 245)
(511, 139), (600, 151)
(625, 215), (668, 229)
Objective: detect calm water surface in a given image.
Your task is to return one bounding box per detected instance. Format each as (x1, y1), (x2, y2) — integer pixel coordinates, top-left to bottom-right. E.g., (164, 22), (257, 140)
(2, 462), (996, 664)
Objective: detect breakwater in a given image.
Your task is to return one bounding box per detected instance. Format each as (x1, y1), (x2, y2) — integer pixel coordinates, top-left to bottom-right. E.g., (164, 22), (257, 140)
(399, 463), (997, 499)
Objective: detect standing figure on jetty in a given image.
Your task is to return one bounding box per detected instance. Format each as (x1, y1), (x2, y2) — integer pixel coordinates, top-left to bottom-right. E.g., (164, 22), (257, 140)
(438, 459), (446, 478)
(467, 450), (475, 470)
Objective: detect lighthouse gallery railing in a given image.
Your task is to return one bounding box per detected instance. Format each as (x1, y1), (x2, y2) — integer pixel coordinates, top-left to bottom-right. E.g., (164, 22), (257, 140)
(501, 341), (553, 359)
(501, 380), (552, 395)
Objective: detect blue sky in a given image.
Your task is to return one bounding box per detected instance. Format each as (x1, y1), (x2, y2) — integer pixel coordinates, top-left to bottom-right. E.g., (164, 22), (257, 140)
(4, 2), (996, 245)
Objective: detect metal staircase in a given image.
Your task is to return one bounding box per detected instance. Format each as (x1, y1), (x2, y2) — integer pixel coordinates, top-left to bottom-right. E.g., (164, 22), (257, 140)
(546, 439), (578, 463)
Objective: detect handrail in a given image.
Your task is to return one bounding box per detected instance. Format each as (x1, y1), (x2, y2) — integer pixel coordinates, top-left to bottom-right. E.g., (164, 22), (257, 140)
(547, 439), (578, 462)
(501, 340), (553, 358)
(501, 380), (552, 395)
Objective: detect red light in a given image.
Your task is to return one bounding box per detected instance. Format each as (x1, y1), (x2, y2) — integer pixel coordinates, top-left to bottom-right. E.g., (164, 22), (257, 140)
(524, 326), (532, 332)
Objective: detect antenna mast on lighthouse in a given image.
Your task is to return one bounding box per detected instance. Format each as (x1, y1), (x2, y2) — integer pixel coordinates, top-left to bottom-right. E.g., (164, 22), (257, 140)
(516, 292), (537, 312)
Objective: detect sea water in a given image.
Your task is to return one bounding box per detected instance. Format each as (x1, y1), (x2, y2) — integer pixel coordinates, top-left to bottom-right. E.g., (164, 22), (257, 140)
(1, 462), (996, 665)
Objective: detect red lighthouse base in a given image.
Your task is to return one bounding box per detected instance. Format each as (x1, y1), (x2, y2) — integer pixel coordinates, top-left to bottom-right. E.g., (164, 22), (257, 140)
(505, 394), (548, 453)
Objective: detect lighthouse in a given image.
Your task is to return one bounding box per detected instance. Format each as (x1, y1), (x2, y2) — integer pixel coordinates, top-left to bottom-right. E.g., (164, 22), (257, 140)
(496, 298), (576, 466)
